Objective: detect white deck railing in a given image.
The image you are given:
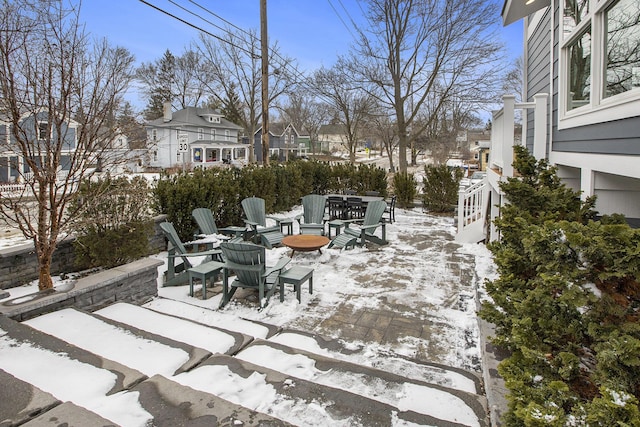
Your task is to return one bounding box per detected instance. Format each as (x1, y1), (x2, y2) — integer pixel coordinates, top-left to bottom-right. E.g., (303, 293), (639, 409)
(456, 93), (549, 243)
(455, 181), (489, 243)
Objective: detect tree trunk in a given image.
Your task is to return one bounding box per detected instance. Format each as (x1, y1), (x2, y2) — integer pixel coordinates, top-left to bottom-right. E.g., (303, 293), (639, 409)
(37, 252), (54, 291)
(398, 133), (408, 173)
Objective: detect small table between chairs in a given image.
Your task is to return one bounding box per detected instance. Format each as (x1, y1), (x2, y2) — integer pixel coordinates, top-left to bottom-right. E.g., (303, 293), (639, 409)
(281, 234), (330, 257)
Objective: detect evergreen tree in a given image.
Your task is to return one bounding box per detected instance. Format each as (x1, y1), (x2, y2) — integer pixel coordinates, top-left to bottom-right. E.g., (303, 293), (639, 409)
(480, 145), (640, 425)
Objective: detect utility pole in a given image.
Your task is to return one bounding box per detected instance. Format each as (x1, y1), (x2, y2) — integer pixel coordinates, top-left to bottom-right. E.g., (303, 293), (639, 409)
(260, 0), (269, 166)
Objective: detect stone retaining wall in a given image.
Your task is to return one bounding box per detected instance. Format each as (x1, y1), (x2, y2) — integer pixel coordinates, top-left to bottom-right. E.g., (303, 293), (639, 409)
(0, 215), (167, 290)
(0, 257), (163, 322)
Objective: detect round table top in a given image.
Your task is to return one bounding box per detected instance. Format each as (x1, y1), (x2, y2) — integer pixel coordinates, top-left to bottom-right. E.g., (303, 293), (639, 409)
(281, 234), (330, 251)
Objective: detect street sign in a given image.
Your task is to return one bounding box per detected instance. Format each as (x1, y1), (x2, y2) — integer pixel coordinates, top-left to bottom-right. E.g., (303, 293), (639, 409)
(178, 133), (189, 153)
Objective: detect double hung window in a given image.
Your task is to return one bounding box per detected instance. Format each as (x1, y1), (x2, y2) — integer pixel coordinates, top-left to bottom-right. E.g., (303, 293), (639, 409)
(560, 0), (640, 127)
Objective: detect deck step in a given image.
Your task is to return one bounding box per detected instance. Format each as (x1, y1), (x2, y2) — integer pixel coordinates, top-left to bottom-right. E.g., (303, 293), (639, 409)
(268, 328), (484, 395)
(234, 339), (487, 426)
(6, 300), (490, 426)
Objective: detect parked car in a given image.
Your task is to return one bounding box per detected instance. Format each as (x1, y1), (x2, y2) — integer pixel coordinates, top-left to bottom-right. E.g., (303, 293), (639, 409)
(469, 171), (486, 185)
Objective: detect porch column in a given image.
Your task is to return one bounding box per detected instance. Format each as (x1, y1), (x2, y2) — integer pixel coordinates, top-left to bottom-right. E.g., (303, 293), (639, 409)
(501, 95), (516, 178)
(580, 168), (594, 201)
(532, 93), (549, 161)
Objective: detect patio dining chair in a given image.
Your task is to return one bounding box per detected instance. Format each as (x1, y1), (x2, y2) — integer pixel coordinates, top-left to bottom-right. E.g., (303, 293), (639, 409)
(327, 196), (347, 220)
(384, 195), (397, 224)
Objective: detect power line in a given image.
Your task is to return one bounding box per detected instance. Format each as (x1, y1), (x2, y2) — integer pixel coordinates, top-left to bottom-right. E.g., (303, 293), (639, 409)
(327, 0), (357, 41)
(137, 0), (346, 111)
(137, 0), (257, 57)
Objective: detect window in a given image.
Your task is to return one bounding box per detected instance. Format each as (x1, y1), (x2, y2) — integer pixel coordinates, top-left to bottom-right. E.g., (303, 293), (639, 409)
(198, 128), (203, 140)
(38, 122), (49, 140)
(211, 129), (216, 139)
(559, 0), (640, 128)
(225, 130), (230, 141)
(604, 0), (640, 98)
(151, 129), (157, 141)
(567, 27), (592, 110)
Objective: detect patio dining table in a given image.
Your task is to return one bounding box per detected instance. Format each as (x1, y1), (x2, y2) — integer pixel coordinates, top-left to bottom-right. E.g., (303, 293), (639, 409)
(325, 194), (384, 203)
(325, 194), (384, 220)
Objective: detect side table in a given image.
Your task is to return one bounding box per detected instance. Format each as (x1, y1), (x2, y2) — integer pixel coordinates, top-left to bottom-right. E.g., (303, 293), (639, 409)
(188, 260), (225, 300)
(278, 266), (314, 303)
(279, 218), (294, 235)
(328, 219), (344, 238)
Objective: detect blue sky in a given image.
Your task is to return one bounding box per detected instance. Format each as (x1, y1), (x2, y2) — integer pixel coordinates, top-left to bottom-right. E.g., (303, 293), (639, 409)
(79, 0), (523, 108)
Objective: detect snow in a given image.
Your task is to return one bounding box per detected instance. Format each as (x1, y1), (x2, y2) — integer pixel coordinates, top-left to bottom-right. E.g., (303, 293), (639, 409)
(0, 205), (494, 426)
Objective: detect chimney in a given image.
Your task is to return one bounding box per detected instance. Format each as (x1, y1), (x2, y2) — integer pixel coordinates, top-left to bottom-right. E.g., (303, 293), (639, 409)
(163, 102), (172, 122)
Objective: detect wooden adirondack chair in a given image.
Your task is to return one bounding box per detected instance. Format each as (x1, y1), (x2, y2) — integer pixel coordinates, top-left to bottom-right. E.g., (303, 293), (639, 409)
(295, 194), (327, 235)
(241, 197), (285, 249)
(159, 222), (223, 287)
(192, 208), (245, 242)
(218, 242), (291, 309)
(328, 200), (388, 249)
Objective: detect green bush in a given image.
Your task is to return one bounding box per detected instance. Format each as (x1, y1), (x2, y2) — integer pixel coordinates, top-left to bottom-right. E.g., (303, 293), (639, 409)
(153, 160), (390, 241)
(392, 171), (417, 208)
(421, 164), (463, 212)
(70, 176), (154, 269)
(480, 145), (640, 425)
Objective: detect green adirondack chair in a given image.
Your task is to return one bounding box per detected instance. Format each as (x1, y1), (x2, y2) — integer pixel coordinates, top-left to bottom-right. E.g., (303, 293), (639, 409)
(218, 242), (291, 309)
(241, 197), (285, 249)
(159, 222), (223, 287)
(295, 194), (327, 235)
(192, 208), (245, 242)
(328, 200), (388, 249)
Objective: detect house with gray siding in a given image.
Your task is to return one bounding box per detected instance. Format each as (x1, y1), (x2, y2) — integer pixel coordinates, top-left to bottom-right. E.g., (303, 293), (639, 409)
(0, 112), (78, 184)
(456, 0), (640, 242)
(253, 123), (308, 162)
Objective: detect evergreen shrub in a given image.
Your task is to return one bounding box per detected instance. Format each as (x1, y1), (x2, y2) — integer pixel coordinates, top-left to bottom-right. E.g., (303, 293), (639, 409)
(480, 145), (640, 425)
(153, 160), (389, 241)
(421, 164), (463, 212)
(70, 176), (153, 269)
(392, 171), (417, 208)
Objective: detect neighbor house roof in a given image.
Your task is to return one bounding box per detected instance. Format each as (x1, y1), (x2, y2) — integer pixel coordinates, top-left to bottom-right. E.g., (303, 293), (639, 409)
(147, 107), (243, 131)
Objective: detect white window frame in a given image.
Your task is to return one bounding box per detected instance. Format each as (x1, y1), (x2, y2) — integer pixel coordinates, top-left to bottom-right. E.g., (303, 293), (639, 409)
(558, 0), (640, 129)
(211, 128), (216, 140)
(198, 128), (204, 140)
(38, 121), (50, 140)
(225, 130), (230, 141)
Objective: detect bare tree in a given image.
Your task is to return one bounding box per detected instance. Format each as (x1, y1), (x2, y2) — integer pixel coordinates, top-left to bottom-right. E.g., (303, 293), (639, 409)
(0, 0), (135, 290)
(502, 55), (524, 102)
(277, 92), (329, 155)
(196, 28), (296, 163)
(137, 48), (211, 119)
(313, 64), (376, 163)
(352, 0), (503, 173)
(371, 114), (399, 171)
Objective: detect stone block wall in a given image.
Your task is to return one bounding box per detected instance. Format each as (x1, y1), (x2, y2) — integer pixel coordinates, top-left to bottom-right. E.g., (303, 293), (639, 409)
(0, 215), (168, 290)
(0, 258), (163, 321)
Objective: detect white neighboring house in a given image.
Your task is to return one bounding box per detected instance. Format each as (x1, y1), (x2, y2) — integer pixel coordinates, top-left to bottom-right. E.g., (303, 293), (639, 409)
(94, 131), (147, 175)
(146, 104), (248, 170)
(456, 0), (640, 243)
(317, 124), (348, 154)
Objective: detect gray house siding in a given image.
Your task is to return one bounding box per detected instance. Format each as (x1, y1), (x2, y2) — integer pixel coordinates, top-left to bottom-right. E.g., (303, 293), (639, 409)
(547, 1), (640, 156)
(525, 8), (552, 153)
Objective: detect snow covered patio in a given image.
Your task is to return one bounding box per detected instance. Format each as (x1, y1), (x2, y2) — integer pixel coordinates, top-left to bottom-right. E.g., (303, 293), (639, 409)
(156, 206), (493, 372)
(0, 206), (498, 426)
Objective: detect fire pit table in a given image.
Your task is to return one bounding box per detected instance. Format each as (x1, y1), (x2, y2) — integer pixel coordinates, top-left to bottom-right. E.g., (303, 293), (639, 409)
(281, 234), (330, 257)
